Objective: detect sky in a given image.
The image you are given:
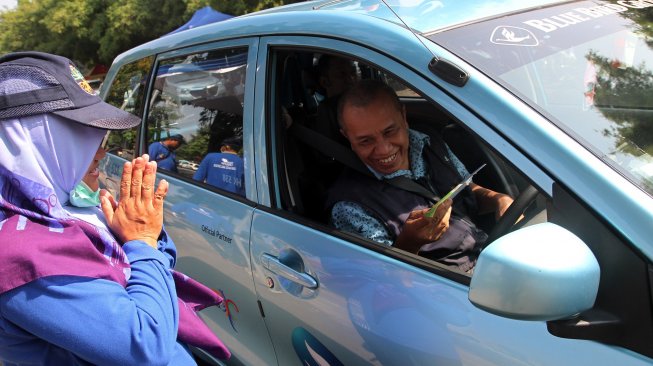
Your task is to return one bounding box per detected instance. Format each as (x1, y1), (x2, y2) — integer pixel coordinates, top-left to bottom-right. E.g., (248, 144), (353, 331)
(0, 0), (16, 11)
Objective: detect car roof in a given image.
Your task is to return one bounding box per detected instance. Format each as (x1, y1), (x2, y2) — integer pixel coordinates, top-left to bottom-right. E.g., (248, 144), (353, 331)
(108, 0), (565, 69)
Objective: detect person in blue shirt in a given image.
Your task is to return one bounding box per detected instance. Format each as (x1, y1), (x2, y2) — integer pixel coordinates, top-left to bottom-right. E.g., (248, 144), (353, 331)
(148, 134), (185, 172)
(194, 137), (245, 196)
(0, 52), (229, 365)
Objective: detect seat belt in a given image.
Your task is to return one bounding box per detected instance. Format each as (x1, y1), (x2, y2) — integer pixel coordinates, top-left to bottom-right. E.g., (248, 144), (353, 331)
(385, 176), (438, 202)
(287, 122), (439, 202)
(287, 122), (368, 175)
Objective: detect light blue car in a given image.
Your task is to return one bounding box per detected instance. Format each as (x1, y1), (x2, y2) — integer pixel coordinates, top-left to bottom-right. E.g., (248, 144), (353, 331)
(99, 1), (653, 365)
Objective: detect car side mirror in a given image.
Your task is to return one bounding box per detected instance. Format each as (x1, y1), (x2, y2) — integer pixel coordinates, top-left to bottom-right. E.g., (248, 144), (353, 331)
(469, 223), (600, 321)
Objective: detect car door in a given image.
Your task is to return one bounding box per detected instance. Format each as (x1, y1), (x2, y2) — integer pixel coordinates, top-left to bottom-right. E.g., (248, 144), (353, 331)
(100, 38), (278, 366)
(248, 36), (652, 365)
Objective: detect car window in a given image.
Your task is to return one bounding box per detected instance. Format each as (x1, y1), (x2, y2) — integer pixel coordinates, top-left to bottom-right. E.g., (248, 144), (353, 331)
(103, 56), (154, 160)
(269, 48), (542, 267)
(146, 48), (247, 197)
(270, 50), (420, 219)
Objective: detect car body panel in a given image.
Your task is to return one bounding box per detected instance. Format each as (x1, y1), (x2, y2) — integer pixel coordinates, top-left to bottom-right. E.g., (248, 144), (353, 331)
(103, 11), (444, 80)
(162, 177), (270, 365)
(249, 210), (650, 365)
(101, 37), (276, 365)
(155, 38), (271, 366)
(100, 153), (276, 365)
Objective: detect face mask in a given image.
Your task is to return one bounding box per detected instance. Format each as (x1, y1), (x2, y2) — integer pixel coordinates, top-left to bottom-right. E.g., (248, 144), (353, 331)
(69, 181), (100, 207)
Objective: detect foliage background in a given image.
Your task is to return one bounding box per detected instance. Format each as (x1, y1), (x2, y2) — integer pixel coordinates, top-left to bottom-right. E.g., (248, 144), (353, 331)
(0, 0), (300, 69)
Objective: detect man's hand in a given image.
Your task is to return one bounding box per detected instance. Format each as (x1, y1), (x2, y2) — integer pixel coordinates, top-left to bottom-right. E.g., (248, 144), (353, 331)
(100, 154), (168, 249)
(395, 199), (453, 254)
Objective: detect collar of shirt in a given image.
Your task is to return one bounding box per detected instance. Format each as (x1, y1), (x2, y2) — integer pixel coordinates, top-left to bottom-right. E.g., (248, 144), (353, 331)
(367, 129), (430, 181)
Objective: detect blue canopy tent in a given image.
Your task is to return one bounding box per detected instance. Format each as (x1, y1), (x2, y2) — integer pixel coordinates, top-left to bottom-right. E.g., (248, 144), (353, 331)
(167, 6), (233, 35)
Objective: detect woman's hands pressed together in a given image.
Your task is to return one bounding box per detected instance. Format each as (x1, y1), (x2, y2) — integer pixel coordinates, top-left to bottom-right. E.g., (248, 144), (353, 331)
(100, 155), (169, 248)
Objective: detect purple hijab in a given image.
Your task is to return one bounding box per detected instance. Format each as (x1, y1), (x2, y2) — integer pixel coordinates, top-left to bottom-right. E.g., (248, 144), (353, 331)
(0, 114), (230, 359)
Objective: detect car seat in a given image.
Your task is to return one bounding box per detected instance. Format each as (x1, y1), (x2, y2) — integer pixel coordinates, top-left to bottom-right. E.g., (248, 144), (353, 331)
(278, 54), (335, 222)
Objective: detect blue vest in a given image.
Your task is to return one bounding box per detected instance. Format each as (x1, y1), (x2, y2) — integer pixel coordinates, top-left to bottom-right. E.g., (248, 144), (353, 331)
(193, 152), (244, 195)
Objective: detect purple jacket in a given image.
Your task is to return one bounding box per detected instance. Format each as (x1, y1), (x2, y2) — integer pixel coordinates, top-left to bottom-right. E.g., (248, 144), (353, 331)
(0, 164), (230, 364)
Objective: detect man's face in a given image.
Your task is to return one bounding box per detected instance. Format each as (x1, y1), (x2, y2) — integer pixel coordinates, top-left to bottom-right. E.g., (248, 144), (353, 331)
(167, 139), (181, 150)
(341, 94), (410, 175)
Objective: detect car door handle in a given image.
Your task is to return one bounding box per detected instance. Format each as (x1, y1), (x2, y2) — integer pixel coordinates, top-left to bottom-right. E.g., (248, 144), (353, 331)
(261, 253), (318, 289)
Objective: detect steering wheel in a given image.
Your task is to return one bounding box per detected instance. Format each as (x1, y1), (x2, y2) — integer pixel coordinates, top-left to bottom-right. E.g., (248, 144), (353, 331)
(484, 185), (539, 246)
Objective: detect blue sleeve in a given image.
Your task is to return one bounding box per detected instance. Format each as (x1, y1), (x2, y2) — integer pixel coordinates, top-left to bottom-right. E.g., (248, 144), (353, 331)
(0, 240), (180, 365)
(148, 142), (158, 158)
(193, 157), (208, 181)
(158, 228), (177, 268)
(331, 201), (394, 246)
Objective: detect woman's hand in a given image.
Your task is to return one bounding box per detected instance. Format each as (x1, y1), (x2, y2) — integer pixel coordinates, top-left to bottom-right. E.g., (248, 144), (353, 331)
(100, 155), (168, 248)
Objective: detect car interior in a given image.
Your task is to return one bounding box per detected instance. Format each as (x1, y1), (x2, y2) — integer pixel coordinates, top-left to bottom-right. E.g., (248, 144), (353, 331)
(271, 49), (549, 261)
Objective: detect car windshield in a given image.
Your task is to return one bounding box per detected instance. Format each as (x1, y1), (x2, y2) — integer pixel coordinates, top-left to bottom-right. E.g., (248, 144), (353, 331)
(429, 1), (653, 195)
(317, 0), (561, 33)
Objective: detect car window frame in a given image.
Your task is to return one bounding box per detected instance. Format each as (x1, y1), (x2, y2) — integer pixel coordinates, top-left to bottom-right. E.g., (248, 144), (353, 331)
(142, 38), (260, 204)
(101, 56), (155, 162)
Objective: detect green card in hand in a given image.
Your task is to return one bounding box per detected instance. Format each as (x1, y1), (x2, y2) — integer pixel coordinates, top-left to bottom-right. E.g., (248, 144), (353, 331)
(424, 164), (486, 218)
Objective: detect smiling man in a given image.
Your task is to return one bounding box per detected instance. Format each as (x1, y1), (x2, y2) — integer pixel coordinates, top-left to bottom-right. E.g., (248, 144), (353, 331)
(326, 80), (513, 272)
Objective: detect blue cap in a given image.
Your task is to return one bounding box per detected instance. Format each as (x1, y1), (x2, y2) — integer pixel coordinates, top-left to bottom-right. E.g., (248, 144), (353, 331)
(0, 51), (140, 130)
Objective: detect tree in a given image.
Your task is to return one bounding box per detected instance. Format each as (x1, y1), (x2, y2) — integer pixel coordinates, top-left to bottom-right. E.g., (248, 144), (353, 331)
(587, 8), (653, 156)
(0, 0), (297, 69)
(588, 50), (653, 155)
